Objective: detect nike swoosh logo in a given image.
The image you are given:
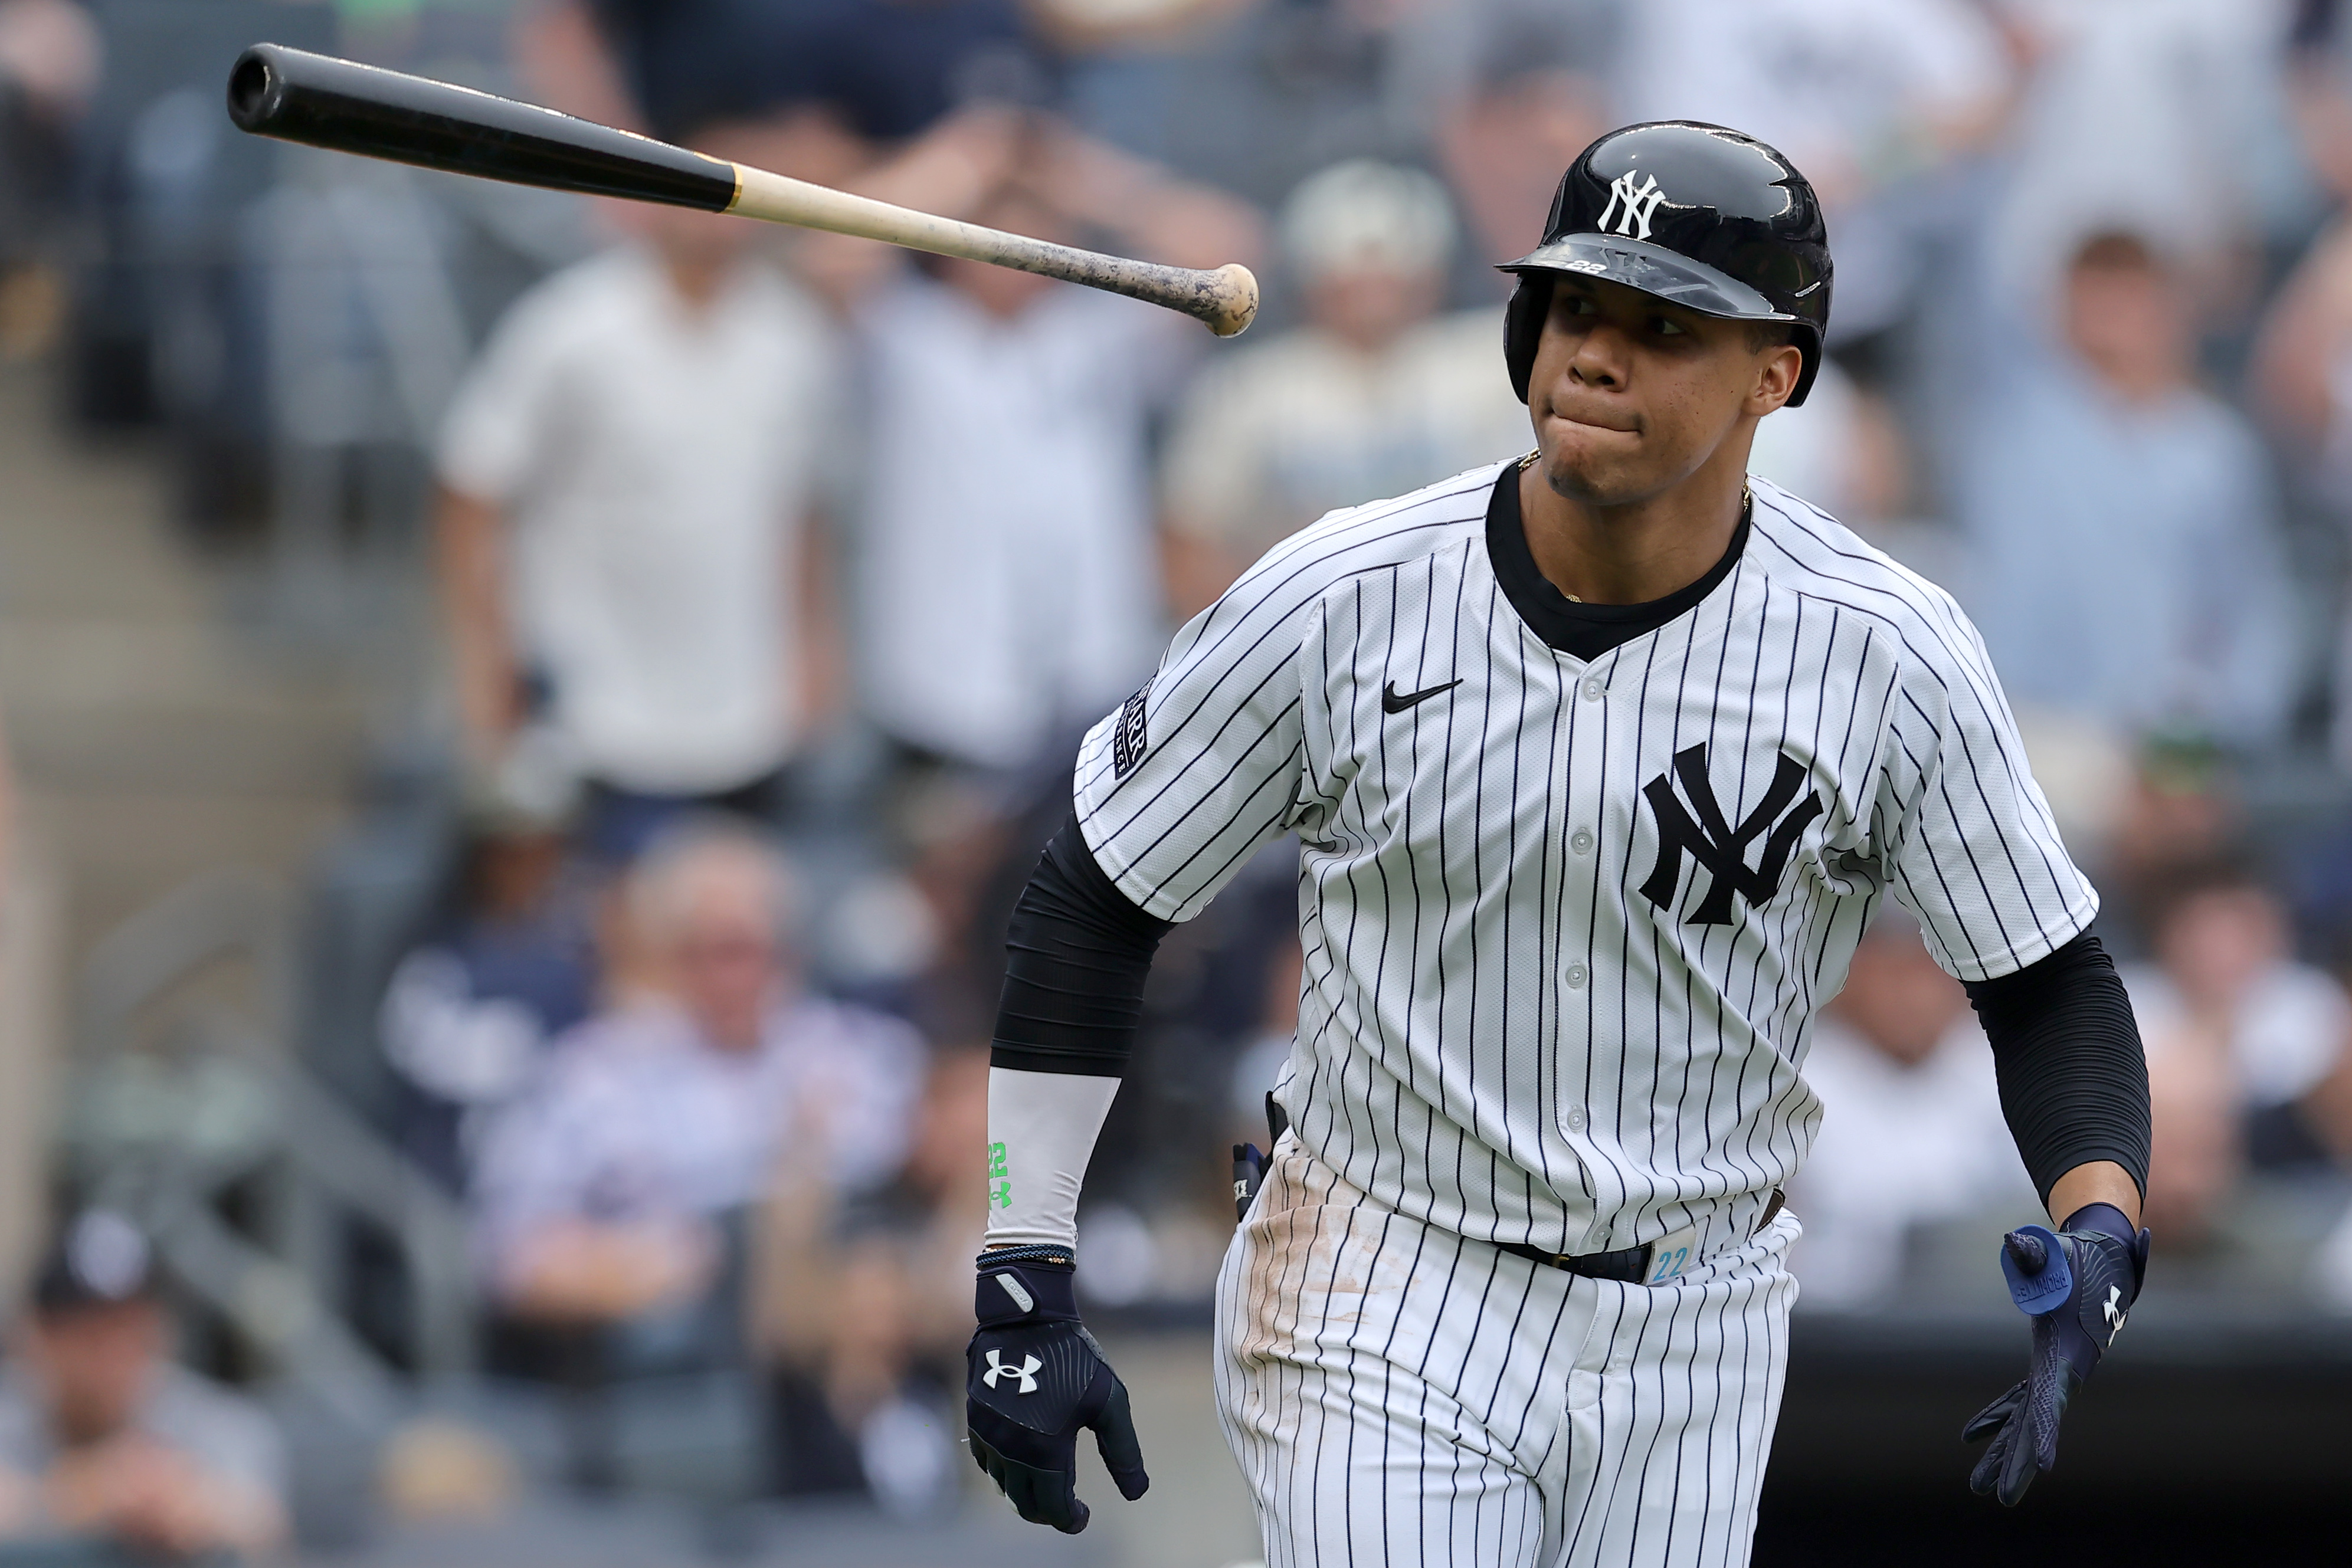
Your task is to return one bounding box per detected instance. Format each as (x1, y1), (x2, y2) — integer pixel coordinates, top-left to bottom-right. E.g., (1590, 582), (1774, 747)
(1382, 679), (1462, 714)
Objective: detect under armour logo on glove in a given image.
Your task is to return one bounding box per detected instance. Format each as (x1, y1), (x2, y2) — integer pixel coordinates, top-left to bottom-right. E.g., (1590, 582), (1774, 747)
(984, 1349), (1043, 1394)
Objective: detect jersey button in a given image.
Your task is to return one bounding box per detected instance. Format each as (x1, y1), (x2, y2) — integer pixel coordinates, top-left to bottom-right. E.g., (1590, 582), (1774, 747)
(1580, 678), (1605, 702)
(1564, 962), (1588, 989)
(1570, 828), (1595, 855)
(1565, 1105), (1587, 1131)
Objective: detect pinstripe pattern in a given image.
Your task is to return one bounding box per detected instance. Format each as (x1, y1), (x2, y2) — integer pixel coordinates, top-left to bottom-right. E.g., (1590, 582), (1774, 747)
(1218, 1139), (1798, 1567)
(1074, 460), (2093, 1563)
(1077, 461), (2093, 1261)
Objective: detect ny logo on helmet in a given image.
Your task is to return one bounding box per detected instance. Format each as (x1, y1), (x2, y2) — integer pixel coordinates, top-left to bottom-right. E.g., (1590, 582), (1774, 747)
(1598, 171), (1669, 240)
(1638, 744), (1824, 925)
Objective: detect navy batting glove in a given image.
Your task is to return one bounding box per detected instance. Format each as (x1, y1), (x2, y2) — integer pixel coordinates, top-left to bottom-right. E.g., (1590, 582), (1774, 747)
(1963, 1202), (2149, 1506)
(966, 1247), (1149, 1533)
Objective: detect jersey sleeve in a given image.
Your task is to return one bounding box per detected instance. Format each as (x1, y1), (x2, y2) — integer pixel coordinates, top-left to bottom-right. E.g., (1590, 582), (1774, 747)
(435, 288), (569, 505)
(1073, 538), (1323, 922)
(1879, 602), (2099, 983)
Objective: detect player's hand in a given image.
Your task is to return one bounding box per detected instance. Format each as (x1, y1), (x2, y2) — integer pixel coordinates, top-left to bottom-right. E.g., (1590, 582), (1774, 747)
(966, 1247), (1149, 1533)
(1963, 1203), (2148, 1505)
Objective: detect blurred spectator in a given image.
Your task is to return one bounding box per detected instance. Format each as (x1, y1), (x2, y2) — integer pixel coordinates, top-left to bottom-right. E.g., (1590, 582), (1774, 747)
(2254, 7), (2352, 763)
(1958, 230), (2299, 752)
(842, 117), (1260, 770)
(0, 1212), (286, 1560)
(470, 821), (922, 1331)
(1986, 0), (2304, 316)
(1749, 364), (1971, 591)
(435, 130), (847, 861)
(1787, 911), (2029, 1308)
(1394, 0), (1619, 275)
(375, 758), (601, 1193)
(2141, 1008), (2243, 1248)
(1158, 159), (1529, 618)
(2123, 860), (2351, 1177)
(755, 1047), (988, 1511)
(1614, 0), (2014, 337)
(565, 0), (1036, 146)
(1228, 927), (1305, 1144)
(0, 0), (97, 358)
(2092, 738), (2245, 955)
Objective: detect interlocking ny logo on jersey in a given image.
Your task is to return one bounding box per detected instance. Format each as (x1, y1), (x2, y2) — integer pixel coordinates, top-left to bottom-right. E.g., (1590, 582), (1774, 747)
(982, 1349), (1042, 1395)
(1638, 744), (1824, 926)
(1597, 170), (1669, 240)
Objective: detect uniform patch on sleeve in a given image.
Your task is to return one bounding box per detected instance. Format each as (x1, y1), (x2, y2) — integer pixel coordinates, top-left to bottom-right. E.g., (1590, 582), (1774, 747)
(1113, 688), (1149, 778)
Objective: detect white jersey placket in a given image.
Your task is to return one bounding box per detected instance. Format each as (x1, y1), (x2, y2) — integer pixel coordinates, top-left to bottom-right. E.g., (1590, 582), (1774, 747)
(1554, 639), (1625, 1258)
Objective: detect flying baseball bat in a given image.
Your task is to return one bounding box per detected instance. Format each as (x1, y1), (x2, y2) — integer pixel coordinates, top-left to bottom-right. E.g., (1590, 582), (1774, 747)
(224, 43), (1259, 337)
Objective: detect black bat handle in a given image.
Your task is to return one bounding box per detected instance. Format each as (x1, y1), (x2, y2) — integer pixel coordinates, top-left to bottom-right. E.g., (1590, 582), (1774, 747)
(225, 42), (738, 212)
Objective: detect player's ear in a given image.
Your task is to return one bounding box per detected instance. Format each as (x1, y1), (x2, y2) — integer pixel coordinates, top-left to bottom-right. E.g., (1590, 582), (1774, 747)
(1747, 340), (1803, 417)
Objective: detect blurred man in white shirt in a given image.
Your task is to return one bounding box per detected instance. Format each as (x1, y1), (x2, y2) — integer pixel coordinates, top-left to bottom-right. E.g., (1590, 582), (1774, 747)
(435, 136), (845, 857)
(1791, 910), (2032, 1307)
(842, 120), (1259, 772)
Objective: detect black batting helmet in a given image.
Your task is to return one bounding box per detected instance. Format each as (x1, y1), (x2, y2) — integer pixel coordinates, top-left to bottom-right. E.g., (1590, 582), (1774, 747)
(1501, 122), (1832, 406)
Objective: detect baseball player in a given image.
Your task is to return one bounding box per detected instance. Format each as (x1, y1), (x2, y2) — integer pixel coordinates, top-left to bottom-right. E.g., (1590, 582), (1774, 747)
(965, 122), (2153, 1566)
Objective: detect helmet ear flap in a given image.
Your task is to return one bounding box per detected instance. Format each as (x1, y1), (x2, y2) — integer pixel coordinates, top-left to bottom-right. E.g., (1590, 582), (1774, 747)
(1784, 323), (1823, 408)
(1503, 274), (1550, 405)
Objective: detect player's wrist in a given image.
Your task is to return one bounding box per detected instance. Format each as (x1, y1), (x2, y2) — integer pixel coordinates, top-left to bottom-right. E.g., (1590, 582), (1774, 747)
(2056, 1201), (2137, 1251)
(975, 1246), (1080, 1326)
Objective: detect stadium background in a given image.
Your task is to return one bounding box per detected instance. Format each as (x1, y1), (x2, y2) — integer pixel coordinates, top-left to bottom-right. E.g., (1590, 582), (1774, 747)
(1, 1), (2350, 1564)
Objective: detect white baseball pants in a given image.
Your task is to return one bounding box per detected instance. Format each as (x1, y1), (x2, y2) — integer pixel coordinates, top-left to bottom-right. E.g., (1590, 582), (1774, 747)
(1215, 1141), (1800, 1568)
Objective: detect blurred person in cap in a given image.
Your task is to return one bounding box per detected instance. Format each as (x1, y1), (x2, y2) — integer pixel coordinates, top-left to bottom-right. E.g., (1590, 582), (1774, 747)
(470, 819), (922, 1333)
(375, 744), (601, 1193)
(434, 119), (848, 865)
(1957, 229), (2299, 753)
(0, 1212), (286, 1559)
(1786, 909), (2032, 1308)
(1159, 160), (1531, 618)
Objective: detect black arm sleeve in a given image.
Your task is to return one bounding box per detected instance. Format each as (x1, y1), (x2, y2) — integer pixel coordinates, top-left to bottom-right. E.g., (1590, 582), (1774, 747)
(1961, 932), (2151, 1206)
(988, 812), (1175, 1077)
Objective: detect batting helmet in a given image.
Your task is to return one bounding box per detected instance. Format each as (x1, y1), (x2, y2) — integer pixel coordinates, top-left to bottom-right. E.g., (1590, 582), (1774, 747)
(1501, 122), (1832, 406)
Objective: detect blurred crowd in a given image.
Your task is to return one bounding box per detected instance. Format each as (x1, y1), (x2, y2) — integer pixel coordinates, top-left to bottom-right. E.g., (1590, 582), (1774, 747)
(11, 0), (2352, 1546)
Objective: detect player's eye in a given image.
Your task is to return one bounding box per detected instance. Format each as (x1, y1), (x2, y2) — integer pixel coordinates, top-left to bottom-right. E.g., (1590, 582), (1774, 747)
(1560, 293), (1597, 317)
(1651, 316), (1686, 337)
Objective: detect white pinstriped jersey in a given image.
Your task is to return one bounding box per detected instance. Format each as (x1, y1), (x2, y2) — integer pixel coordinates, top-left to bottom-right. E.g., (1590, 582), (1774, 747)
(1075, 461), (2096, 1264)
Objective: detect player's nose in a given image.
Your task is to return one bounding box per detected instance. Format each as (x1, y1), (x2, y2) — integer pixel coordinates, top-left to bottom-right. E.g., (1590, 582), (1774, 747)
(1566, 328), (1628, 389)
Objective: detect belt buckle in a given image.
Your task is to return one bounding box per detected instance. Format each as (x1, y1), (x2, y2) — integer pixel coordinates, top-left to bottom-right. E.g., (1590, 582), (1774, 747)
(1640, 1225), (1699, 1286)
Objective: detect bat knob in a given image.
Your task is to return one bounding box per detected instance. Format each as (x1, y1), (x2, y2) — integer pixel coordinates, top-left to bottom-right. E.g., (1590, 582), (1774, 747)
(1203, 263), (1260, 338)
(227, 45), (288, 133)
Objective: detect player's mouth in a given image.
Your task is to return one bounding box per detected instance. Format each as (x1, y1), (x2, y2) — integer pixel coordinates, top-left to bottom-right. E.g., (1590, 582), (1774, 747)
(1545, 402), (1642, 438)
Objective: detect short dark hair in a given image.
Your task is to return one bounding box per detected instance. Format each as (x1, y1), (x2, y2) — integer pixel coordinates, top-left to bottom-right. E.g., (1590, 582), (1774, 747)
(2069, 230), (2163, 278)
(1743, 319), (1799, 355)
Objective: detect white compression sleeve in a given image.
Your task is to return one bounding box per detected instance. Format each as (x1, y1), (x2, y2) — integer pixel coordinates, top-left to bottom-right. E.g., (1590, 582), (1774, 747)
(984, 1067), (1121, 1249)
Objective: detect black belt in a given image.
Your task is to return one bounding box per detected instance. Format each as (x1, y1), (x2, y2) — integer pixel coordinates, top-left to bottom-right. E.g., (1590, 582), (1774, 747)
(1498, 1190), (1786, 1284)
(1497, 1238), (1653, 1282)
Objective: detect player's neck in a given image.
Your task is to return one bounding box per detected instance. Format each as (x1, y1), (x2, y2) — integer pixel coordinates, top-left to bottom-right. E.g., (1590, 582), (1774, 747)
(1516, 444), (1751, 606)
